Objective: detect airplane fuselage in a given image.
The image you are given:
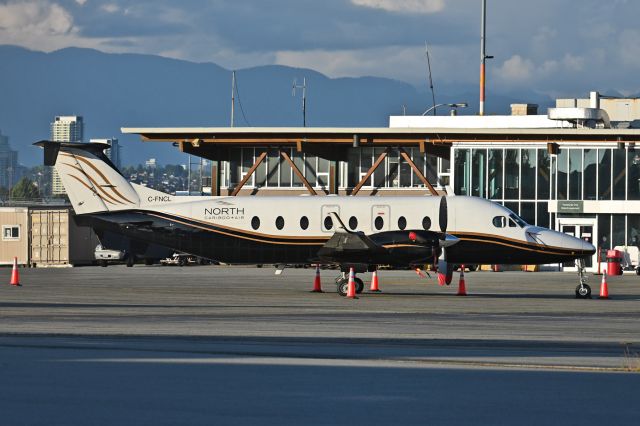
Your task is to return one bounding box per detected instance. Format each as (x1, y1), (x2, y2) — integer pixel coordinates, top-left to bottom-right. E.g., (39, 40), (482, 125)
(80, 195), (594, 266)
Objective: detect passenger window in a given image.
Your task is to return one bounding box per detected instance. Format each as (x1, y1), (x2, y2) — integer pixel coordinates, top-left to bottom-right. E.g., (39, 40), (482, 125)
(324, 216), (333, 230)
(349, 216), (358, 230)
(398, 216), (407, 230)
(492, 216), (506, 228)
(509, 219), (517, 228)
(422, 216), (431, 230)
(300, 216), (309, 230)
(251, 216), (260, 230)
(374, 216), (384, 231)
(275, 216), (284, 230)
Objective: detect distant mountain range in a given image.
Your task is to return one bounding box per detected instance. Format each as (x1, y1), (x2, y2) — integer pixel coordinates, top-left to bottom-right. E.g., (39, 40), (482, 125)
(0, 45), (555, 166)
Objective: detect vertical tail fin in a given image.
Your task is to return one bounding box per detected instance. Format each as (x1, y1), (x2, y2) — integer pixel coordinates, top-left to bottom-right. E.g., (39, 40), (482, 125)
(35, 141), (140, 214)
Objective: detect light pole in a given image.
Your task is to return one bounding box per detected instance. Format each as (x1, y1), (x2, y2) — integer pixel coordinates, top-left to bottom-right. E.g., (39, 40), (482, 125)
(422, 103), (469, 116)
(480, 0), (494, 116)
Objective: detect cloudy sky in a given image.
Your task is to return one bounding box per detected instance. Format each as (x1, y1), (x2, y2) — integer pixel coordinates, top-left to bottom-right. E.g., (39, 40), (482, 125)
(1, 0), (639, 96)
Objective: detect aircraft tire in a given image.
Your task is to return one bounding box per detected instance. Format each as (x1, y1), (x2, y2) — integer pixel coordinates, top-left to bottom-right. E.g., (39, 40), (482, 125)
(575, 284), (592, 299)
(355, 277), (364, 294)
(337, 279), (349, 297)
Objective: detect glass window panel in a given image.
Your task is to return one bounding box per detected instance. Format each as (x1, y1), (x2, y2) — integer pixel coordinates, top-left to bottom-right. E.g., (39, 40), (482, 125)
(597, 214), (611, 250)
(359, 148), (372, 187)
(386, 150), (399, 188)
(521, 149), (536, 200)
(254, 148), (267, 187)
(374, 148), (388, 188)
(440, 157), (451, 175)
(305, 155), (317, 187)
(317, 157), (329, 174)
(399, 157), (412, 188)
(488, 149), (503, 200)
(569, 149), (582, 200)
(520, 202), (535, 225)
(279, 150), (291, 187)
(471, 149), (487, 197)
(556, 149), (568, 200)
(454, 149), (470, 196)
(267, 149), (279, 187)
(229, 148), (241, 186)
(292, 151), (304, 187)
(613, 149), (626, 200)
(504, 149), (520, 199)
(598, 149), (612, 200)
(537, 149), (550, 200)
(612, 215), (626, 247)
(425, 154), (438, 184)
(536, 202), (549, 228)
(504, 201), (519, 215)
(628, 215), (640, 247)
(583, 149), (597, 200)
(242, 148), (253, 176)
(413, 151), (426, 187)
(628, 150), (640, 200)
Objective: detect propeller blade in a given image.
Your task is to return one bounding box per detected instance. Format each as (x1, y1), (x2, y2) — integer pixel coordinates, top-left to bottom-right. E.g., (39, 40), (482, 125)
(439, 196), (448, 237)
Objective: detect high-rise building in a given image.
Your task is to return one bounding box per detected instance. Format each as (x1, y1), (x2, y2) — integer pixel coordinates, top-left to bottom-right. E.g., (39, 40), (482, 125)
(0, 130), (19, 191)
(50, 116), (84, 195)
(90, 138), (121, 169)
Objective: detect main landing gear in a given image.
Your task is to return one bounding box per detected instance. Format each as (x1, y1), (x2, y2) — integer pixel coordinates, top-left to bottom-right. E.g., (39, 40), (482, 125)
(335, 272), (364, 296)
(575, 258), (592, 299)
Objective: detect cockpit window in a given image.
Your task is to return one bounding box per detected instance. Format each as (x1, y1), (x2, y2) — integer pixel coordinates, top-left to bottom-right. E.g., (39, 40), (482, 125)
(492, 216), (506, 228)
(509, 213), (527, 228)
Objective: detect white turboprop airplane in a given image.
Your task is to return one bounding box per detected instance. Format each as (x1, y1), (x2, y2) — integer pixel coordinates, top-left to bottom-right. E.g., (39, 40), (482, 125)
(37, 141), (597, 298)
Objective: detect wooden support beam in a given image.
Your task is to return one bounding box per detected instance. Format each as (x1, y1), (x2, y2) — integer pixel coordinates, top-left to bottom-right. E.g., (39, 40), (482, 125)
(231, 151), (267, 196)
(280, 150), (317, 195)
(351, 148), (388, 196)
(398, 147), (439, 196)
(211, 161), (220, 196)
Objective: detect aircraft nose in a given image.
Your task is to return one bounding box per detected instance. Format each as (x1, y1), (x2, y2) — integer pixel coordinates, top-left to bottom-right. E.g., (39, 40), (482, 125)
(581, 239), (596, 255)
(535, 229), (595, 255)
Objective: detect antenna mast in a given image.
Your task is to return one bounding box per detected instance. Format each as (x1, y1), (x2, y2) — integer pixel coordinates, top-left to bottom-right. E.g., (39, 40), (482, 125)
(425, 42), (437, 116)
(230, 70), (236, 127)
(292, 77), (307, 127)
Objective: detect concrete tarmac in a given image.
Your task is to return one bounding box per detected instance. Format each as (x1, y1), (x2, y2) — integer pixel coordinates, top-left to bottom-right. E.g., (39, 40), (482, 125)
(1, 266), (639, 425)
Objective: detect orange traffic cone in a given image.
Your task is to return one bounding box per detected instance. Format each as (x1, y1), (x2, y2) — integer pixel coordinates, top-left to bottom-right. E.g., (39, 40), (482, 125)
(599, 271), (609, 299)
(10, 257), (21, 287)
(370, 268), (381, 292)
(456, 265), (467, 296)
(311, 264), (323, 292)
(346, 267), (357, 299)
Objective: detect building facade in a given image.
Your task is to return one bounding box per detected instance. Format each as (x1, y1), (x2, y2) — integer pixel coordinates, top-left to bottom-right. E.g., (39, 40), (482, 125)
(0, 131), (19, 191)
(90, 138), (121, 169)
(51, 116), (84, 196)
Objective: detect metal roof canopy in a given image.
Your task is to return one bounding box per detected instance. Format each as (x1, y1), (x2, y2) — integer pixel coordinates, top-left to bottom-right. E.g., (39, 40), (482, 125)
(122, 126), (640, 196)
(122, 126), (640, 161)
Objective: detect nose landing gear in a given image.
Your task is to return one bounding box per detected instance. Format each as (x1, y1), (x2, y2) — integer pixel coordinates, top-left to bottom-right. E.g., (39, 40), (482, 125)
(575, 258), (592, 299)
(335, 272), (364, 296)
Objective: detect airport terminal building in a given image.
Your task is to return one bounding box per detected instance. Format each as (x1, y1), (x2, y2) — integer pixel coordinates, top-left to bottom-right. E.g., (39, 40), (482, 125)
(125, 92), (640, 271)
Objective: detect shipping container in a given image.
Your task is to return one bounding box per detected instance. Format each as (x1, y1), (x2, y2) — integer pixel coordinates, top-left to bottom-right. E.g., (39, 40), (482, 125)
(28, 207), (99, 267)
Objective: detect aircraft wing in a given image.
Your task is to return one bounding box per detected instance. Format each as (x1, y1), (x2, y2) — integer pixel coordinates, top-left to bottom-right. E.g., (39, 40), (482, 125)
(316, 212), (442, 266)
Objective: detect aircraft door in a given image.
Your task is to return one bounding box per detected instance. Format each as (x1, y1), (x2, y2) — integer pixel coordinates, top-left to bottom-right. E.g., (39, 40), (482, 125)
(371, 205), (390, 232)
(557, 218), (596, 271)
(321, 205), (340, 232)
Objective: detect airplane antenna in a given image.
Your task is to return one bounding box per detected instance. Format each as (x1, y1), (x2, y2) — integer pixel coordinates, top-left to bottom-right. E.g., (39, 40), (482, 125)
(292, 77), (307, 127)
(425, 42), (437, 116)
